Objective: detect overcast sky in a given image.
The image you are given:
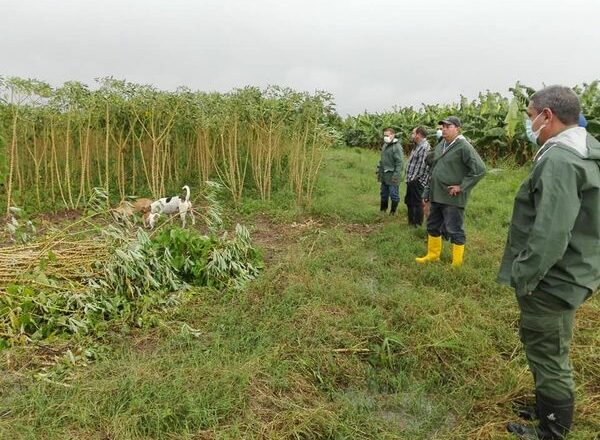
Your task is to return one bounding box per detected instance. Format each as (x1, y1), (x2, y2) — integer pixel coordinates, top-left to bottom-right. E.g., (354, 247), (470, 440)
(3, 0), (600, 115)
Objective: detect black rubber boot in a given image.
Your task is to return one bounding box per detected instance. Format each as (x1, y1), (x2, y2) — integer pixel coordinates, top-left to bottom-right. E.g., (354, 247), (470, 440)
(514, 404), (538, 421)
(390, 201), (399, 215)
(513, 391), (539, 421)
(507, 394), (574, 439)
(380, 199), (388, 212)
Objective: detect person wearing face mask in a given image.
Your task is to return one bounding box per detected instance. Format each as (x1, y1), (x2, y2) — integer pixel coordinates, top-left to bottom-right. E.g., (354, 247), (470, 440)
(404, 126), (430, 227)
(416, 116), (486, 267)
(435, 124), (444, 142)
(498, 86), (600, 440)
(376, 128), (403, 215)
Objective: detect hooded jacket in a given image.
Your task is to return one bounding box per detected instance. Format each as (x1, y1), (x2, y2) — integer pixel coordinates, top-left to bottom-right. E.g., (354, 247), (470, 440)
(497, 127), (600, 307)
(377, 138), (404, 185)
(424, 135), (486, 207)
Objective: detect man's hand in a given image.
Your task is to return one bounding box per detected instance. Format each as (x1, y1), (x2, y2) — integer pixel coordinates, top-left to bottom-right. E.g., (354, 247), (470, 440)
(422, 199), (430, 217)
(391, 177), (398, 185)
(447, 185), (461, 196)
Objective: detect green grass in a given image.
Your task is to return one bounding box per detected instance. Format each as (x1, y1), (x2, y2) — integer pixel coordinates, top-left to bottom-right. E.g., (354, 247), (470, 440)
(1, 147), (598, 439)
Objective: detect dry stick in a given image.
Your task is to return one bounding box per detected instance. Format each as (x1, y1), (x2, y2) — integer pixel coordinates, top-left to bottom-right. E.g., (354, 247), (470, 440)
(104, 103), (110, 208)
(87, 131), (94, 201)
(233, 117), (249, 204)
(110, 126), (131, 200)
(204, 129), (213, 181)
(65, 113), (75, 209)
(211, 129), (233, 198)
(131, 124), (137, 195)
(266, 120), (276, 201)
(195, 131), (203, 187)
(298, 120), (311, 203)
(188, 131), (195, 180)
(160, 136), (169, 197)
(256, 127), (265, 200)
(149, 112), (158, 196)
(15, 121), (24, 202)
(330, 348), (371, 354)
(95, 131), (103, 197)
(196, 127), (212, 183)
(26, 123), (42, 209)
(119, 132), (125, 200)
(229, 120), (239, 204)
(156, 108), (179, 195)
(251, 124), (266, 201)
(45, 124), (56, 204)
(172, 134), (179, 184)
(75, 115), (92, 208)
(50, 118), (69, 208)
(137, 135), (152, 196)
(254, 128), (263, 200)
(132, 105), (161, 194)
(290, 129), (303, 201)
(6, 106), (19, 214)
(211, 133), (234, 197)
(248, 127), (257, 198)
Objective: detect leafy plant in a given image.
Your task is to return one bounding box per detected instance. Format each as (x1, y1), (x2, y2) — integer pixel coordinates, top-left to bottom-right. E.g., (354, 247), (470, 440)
(5, 206), (36, 243)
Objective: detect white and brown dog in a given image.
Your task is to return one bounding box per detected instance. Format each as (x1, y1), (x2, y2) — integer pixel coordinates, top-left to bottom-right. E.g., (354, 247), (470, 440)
(146, 185), (195, 229)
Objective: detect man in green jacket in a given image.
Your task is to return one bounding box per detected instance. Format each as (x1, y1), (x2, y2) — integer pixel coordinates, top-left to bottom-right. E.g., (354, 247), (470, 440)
(498, 85), (600, 439)
(415, 116), (486, 267)
(377, 128), (403, 215)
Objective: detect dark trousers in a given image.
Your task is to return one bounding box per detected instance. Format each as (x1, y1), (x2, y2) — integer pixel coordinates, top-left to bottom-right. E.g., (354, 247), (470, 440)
(380, 183), (400, 203)
(426, 202), (465, 244)
(405, 180), (424, 226)
(517, 291), (576, 401)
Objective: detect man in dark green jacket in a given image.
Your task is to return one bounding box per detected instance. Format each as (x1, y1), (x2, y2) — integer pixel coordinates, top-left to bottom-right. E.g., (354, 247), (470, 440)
(498, 85), (600, 440)
(376, 128), (403, 215)
(415, 116), (486, 267)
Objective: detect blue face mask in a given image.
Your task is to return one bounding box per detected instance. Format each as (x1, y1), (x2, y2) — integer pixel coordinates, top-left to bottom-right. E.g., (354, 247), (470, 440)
(525, 113), (546, 145)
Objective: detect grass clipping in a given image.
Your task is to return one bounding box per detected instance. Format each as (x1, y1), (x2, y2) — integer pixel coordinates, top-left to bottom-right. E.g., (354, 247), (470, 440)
(0, 183), (262, 348)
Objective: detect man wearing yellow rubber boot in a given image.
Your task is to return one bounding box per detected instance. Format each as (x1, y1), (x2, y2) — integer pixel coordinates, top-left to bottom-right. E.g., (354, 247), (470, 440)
(416, 116), (486, 267)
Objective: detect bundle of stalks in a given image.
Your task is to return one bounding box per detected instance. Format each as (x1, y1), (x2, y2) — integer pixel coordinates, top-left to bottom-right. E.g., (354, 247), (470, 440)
(0, 236), (110, 292)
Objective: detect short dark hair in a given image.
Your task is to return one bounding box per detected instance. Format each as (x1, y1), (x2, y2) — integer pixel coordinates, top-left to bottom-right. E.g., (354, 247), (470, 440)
(414, 126), (428, 138)
(383, 127), (395, 134)
(530, 85), (581, 125)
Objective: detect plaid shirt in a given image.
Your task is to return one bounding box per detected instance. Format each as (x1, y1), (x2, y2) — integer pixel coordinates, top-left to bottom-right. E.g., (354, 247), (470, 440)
(406, 139), (430, 186)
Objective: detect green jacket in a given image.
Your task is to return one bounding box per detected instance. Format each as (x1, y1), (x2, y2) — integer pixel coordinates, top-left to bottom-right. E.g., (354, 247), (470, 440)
(377, 139), (403, 185)
(497, 127), (600, 307)
(424, 136), (486, 207)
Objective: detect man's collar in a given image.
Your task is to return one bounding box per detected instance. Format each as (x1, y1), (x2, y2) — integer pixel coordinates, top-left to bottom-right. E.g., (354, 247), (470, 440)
(535, 126), (587, 161)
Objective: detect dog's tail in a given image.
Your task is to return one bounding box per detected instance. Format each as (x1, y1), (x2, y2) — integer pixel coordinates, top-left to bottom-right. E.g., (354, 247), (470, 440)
(182, 185), (191, 202)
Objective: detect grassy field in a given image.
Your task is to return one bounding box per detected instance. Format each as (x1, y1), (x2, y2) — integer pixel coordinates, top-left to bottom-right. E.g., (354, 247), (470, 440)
(1, 147), (598, 439)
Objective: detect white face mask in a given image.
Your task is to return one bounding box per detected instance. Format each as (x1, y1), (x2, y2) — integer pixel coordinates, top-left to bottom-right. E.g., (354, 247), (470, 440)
(436, 129), (443, 140)
(383, 135), (392, 144)
(525, 113), (547, 145)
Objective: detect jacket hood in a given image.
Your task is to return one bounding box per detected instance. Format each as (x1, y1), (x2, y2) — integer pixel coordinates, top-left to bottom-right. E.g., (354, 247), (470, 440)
(585, 131), (600, 160)
(538, 126), (600, 161)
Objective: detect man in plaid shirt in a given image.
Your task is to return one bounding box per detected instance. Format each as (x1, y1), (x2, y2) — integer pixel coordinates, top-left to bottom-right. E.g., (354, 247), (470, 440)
(404, 126), (430, 227)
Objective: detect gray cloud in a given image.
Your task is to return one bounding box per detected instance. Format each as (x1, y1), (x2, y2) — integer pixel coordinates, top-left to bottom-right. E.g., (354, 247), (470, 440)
(2, 0), (600, 115)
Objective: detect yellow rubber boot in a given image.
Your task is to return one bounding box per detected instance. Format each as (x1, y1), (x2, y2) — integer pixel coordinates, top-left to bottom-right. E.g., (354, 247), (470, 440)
(415, 235), (442, 264)
(451, 244), (465, 268)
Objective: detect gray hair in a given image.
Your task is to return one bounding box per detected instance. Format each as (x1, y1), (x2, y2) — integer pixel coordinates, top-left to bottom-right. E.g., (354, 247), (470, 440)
(529, 85), (581, 125)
